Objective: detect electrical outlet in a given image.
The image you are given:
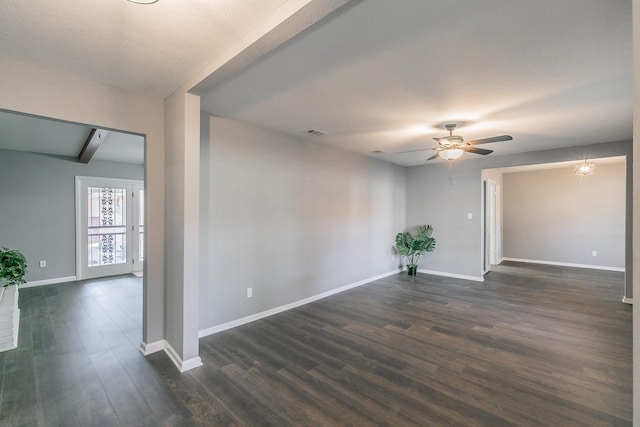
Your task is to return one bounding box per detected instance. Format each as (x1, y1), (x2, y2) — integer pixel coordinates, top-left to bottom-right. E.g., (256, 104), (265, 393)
(247, 288), (253, 298)
(592, 250), (598, 257)
(468, 213), (473, 219)
(39, 260), (46, 268)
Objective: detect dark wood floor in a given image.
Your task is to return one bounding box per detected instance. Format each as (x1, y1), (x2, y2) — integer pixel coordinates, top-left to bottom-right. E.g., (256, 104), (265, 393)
(0, 262), (632, 426)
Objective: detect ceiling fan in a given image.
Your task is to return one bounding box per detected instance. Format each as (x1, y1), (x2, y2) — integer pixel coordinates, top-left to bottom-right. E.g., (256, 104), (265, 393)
(398, 123), (512, 161)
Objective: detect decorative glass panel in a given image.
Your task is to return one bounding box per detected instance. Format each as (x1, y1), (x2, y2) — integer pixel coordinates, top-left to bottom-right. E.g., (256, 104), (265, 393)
(87, 187), (127, 266)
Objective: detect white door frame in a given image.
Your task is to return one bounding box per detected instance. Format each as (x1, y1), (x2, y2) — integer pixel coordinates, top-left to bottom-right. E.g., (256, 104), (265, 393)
(483, 178), (500, 273)
(494, 183), (502, 264)
(132, 183), (144, 273)
(75, 176), (144, 280)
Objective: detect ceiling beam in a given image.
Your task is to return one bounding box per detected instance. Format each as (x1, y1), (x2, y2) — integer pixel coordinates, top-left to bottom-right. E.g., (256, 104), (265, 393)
(78, 128), (109, 163)
(187, 0), (355, 96)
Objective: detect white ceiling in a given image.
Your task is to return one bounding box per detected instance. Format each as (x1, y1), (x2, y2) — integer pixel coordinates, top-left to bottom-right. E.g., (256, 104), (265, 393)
(0, 0), (291, 97)
(201, 0), (632, 166)
(0, 0), (294, 164)
(0, 0), (632, 168)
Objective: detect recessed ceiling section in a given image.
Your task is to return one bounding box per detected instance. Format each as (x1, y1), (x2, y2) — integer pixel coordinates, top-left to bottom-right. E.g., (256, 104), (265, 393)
(0, 110), (144, 165)
(96, 132), (145, 165)
(200, 0), (632, 167)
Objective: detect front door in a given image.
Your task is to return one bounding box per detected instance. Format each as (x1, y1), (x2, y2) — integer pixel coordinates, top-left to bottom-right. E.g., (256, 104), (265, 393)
(76, 177), (144, 279)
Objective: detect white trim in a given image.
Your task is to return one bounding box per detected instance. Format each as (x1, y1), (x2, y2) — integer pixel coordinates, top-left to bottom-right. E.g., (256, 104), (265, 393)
(417, 269), (484, 282)
(131, 182), (145, 273)
(75, 176), (82, 280)
(164, 341), (203, 372)
(75, 176), (146, 186)
(199, 269), (402, 338)
(139, 339), (165, 356)
(501, 257), (625, 272)
(23, 276), (77, 288)
(138, 339), (203, 372)
(622, 297), (633, 305)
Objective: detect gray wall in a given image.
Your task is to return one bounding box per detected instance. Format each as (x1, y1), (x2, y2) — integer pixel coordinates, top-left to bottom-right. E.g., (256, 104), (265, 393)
(406, 161), (484, 278)
(406, 140), (632, 296)
(0, 149), (143, 282)
(200, 116), (406, 329)
(503, 163), (625, 268)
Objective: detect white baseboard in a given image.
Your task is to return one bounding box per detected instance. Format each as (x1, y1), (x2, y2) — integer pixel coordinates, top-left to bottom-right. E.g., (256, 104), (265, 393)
(139, 339), (203, 372)
(164, 341), (203, 372)
(139, 339), (165, 356)
(501, 257), (625, 272)
(23, 276), (77, 288)
(622, 297), (633, 305)
(417, 269), (484, 282)
(199, 268), (403, 338)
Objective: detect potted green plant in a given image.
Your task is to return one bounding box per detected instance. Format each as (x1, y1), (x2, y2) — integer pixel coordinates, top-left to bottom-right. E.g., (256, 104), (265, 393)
(395, 225), (436, 276)
(0, 247), (27, 352)
(0, 247), (27, 286)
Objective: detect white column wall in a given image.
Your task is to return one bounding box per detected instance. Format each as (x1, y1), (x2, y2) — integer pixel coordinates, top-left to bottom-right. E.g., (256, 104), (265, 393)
(164, 91), (201, 370)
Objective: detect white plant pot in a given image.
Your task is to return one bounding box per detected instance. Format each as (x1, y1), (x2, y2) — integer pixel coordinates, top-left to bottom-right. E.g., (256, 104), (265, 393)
(0, 286), (20, 352)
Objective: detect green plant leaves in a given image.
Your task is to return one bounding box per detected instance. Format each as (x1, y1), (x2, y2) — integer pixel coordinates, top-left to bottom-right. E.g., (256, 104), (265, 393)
(0, 247), (27, 286)
(394, 225), (436, 267)
(395, 232), (413, 257)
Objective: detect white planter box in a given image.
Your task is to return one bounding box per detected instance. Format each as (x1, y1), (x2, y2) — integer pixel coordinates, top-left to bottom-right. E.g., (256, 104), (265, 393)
(0, 286), (19, 352)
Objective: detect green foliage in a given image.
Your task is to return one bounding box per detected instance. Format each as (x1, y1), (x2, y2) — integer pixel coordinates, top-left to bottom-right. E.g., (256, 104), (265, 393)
(0, 247), (27, 286)
(394, 225), (436, 268)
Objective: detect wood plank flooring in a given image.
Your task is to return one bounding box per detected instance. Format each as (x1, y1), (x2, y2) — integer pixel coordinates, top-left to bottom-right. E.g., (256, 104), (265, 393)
(0, 261), (632, 426)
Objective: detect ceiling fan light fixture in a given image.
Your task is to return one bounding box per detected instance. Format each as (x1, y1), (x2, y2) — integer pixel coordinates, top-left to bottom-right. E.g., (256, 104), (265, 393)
(438, 148), (464, 161)
(126, 0), (159, 4)
(438, 136), (463, 147)
(397, 122), (512, 161)
(574, 160), (596, 176)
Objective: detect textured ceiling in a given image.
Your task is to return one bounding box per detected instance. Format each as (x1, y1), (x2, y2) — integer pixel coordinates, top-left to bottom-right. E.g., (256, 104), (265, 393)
(0, 1), (632, 168)
(0, 0), (291, 97)
(201, 0), (632, 166)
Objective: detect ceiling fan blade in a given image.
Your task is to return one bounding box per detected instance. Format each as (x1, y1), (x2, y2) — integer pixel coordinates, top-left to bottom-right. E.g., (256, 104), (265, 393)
(397, 147), (438, 154)
(426, 152), (440, 161)
(465, 147), (493, 155)
(466, 135), (513, 145)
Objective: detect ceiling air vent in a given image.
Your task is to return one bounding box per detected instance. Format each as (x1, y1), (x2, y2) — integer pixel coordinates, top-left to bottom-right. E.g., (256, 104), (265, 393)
(307, 129), (326, 136)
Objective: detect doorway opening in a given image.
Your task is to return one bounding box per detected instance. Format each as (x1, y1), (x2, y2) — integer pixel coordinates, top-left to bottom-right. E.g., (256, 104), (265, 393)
(482, 157), (628, 299)
(483, 178), (501, 273)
